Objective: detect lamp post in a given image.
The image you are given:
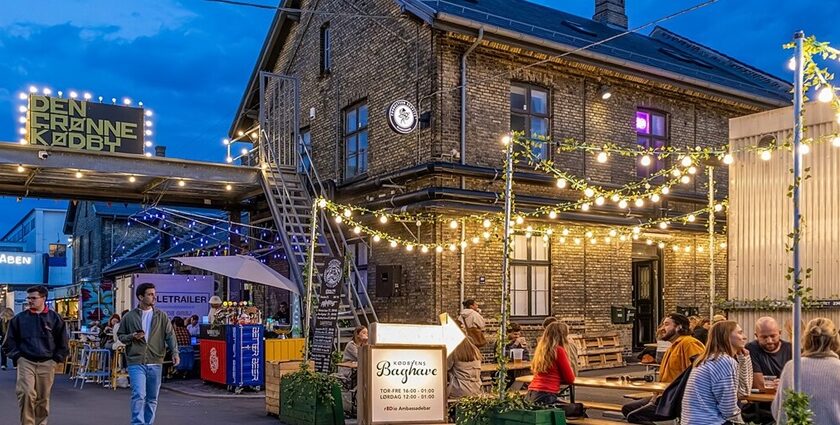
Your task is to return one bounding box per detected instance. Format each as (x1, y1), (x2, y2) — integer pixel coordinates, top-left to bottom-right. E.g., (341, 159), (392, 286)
(791, 31), (805, 392)
(700, 157), (723, 321)
(498, 134), (514, 398)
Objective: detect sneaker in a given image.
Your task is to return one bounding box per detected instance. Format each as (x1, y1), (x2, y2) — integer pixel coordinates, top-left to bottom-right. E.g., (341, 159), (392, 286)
(1, 366), (6, 370)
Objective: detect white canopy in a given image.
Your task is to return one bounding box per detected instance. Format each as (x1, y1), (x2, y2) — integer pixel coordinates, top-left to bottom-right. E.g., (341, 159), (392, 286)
(173, 255), (300, 295)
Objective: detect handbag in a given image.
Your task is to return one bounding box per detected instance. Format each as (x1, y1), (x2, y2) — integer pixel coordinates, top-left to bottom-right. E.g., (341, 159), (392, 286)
(466, 327), (487, 348)
(654, 362), (693, 419)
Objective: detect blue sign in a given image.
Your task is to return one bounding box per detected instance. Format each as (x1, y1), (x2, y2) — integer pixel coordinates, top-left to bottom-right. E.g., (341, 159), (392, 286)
(132, 274), (213, 319)
(0, 252), (44, 284)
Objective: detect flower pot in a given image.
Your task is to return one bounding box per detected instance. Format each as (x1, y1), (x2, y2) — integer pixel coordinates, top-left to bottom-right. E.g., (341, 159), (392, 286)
(490, 409), (566, 425)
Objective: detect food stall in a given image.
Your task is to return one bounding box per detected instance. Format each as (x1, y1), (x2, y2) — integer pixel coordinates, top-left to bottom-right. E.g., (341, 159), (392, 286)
(199, 301), (265, 392)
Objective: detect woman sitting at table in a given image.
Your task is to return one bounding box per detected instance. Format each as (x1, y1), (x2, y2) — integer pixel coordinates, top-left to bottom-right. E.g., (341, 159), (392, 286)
(447, 338), (483, 399)
(680, 320), (752, 425)
(99, 314), (121, 348)
(338, 325), (368, 417)
(772, 317), (840, 424)
(526, 322), (576, 406)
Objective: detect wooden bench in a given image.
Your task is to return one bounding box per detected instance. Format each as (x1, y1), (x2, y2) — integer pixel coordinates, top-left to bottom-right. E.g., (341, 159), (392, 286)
(567, 418), (625, 424)
(622, 392), (653, 400)
(581, 401), (623, 412)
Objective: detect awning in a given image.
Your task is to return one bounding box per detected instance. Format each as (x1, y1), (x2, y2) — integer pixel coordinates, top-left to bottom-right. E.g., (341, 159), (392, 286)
(173, 255), (300, 295)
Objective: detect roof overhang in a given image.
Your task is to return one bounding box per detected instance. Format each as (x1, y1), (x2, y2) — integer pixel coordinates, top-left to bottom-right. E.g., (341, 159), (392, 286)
(0, 143), (262, 209)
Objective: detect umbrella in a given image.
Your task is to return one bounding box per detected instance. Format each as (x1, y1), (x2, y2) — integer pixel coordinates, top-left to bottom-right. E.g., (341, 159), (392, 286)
(173, 255), (300, 294)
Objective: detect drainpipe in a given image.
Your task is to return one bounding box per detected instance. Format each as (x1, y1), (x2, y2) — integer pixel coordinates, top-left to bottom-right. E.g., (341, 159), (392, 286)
(459, 27), (483, 309)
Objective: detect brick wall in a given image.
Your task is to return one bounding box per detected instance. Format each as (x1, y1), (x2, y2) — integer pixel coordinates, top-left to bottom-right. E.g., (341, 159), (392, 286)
(71, 202), (148, 283)
(260, 0), (771, 352)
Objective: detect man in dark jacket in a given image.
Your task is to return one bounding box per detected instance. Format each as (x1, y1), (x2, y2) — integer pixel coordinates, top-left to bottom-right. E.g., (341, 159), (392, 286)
(1, 285), (69, 425)
(117, 282), (179, 425)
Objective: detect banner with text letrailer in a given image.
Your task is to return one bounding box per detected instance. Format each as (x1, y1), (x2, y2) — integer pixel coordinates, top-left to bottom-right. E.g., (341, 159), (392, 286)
(131, 274), (213, 319)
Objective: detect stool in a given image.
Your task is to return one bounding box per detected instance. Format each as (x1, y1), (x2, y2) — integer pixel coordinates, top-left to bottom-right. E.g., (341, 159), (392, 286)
(74, 347), (111, 389)
(66, 340), (82, 378)
(111, 347), (129, 390)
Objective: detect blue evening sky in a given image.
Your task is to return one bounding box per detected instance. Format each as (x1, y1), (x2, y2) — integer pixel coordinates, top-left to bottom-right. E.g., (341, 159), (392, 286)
(0, 0), (837, 232)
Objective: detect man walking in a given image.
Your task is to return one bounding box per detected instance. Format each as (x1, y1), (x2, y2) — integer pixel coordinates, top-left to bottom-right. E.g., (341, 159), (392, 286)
(118, 283), (179, 425)
(1, 285), (69, 425)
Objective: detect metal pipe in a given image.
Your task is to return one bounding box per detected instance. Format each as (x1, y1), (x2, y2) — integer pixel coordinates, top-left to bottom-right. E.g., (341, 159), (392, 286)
(498, 136), (514, 397)
(460, 28), (483, 309)
(708, 165), (715, 320)
(302, 200), (319, 362)
(792, 31), (804, 392)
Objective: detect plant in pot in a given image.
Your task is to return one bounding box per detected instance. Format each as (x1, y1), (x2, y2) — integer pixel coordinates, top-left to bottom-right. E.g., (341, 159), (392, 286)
(279, 363), (344, 425)
(455, 391), (569, 425)
(782, 389), (814, 425)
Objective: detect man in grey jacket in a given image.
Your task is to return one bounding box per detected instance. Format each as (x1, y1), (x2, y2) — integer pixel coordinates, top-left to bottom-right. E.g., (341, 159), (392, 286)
(117, 282), (179, 425)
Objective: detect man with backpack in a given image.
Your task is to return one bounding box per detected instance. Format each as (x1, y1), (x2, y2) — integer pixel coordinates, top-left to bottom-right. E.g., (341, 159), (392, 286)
(622, 313), (705, 424)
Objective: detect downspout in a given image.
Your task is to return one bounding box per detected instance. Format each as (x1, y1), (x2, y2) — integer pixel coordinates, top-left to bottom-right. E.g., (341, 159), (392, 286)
(459, 27), (483, 309)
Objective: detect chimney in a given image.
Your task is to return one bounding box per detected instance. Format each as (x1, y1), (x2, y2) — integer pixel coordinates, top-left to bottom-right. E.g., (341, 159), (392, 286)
(593, 0), (628, 30)
(154, 146), (166, 157)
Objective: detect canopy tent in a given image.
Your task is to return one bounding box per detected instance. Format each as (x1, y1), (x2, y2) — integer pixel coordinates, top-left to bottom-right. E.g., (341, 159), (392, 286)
(173, 255), (300, 295)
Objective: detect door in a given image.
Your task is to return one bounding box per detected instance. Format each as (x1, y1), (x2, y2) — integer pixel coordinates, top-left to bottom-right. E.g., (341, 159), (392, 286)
(632, 260), (656, 348)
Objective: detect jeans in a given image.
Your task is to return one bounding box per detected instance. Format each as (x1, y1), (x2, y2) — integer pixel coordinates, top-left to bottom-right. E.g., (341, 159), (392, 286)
(128, 364), (162, 425)
(622, 397), (671, 424)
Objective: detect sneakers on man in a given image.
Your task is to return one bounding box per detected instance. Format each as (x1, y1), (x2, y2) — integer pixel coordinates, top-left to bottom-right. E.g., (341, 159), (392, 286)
(1, 366), (6, 370)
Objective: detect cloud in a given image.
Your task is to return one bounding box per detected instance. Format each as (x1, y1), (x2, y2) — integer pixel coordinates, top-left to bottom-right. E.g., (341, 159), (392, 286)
(0, 0), (196, 41)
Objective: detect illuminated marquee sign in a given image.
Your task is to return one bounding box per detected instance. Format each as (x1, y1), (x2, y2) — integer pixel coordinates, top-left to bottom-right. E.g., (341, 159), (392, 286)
(0, 253), (35, 266)
(26, 94), (144, 154)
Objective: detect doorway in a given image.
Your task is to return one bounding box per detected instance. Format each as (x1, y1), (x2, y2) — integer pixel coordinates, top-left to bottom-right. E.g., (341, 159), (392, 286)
(632, 243), (663, 349)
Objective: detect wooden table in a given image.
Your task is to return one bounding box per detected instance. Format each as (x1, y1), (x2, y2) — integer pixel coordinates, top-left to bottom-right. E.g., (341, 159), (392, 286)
(511, 374), (777, 403)
(481, 361), (531, 373)
(337, 361), (358, 369)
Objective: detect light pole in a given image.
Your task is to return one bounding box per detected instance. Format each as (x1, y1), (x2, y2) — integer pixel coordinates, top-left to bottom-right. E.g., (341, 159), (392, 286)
(791, 31), (805, 392)
(700, 157), (722, 321)
(498, 134), (514, 398)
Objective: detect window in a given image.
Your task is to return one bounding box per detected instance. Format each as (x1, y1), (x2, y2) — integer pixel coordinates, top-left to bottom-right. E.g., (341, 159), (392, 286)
(510, 83), (550, 161)
(346, 239), (369, 306)
(86, 231), (93, 264)
(320, 23), (331, 74)
(344, 103), (369, 179)
(510, 234), (550, 317)
(635, 109), (669, 177)
(299, 128), (312, 173)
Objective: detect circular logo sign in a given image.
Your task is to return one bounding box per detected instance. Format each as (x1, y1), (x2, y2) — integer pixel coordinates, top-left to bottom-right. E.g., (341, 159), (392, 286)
(209, 347), (219, 374)
(387, 100), (418, 134)
(324, 258), (343, 289)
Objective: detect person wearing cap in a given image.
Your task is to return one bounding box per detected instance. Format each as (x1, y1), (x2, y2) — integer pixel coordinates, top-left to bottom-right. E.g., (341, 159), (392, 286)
(208, 296), (223, 323)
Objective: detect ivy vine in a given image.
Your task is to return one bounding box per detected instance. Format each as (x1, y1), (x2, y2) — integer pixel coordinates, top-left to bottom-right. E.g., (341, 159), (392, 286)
(782, 389), (815, 425)
(281, 362), (341, 408)
(454, 391), (535, 425)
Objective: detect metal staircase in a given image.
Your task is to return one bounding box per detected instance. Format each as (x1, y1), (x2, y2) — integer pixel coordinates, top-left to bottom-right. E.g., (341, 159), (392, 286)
(256, 72), (377, 346)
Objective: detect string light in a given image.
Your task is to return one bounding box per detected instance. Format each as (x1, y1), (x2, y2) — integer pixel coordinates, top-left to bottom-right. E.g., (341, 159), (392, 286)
(226, 184), (232, 191)
(640, 155), (652, 167)
(658, 242), (666, 249)
(449, 220), (459, 229)
(714, 204), (723, 212)
(760, 150), (772, 161)
(556, 178), (567, 189)
(379, 215), (388, 224)
(335, 216), (343, 224)
(343, 209), (352, 217)
(548, 210), (557, 219)
(618, 199), (628, 209)
(680, 156), (693, 167)
(390, 240), (398, 248)
(650, 194), (661, 202)
(687, 214), (696, 222)
(661, 187), (670, 195)
(634, 198), (644, 208)
(178, 180), (186, 187)
(584, 188), (595, 198)
(581, 203), (590, 211)
(799, 144), (810, 155)
(595, 196), (605, 206)
(723, 154), (734, 165)
(435, 245), (443, 253)
(75, 171), (83, 179)
(515, 216), (524, 225)
(129, 176), (136, 183)
(818, 87), (834, 103)
(659, 222), (668, 230)
(421, 246), (429, 253)
(596, 151), (608, 163)
(353, 226), (361, 234)
(680, 175), (691, 184)
(373, 235), (381, 242)
(17, 165), (25, 173)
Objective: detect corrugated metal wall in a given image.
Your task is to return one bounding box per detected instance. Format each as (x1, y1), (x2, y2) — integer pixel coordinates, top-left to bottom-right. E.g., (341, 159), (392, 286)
(729, 102), (840, 304)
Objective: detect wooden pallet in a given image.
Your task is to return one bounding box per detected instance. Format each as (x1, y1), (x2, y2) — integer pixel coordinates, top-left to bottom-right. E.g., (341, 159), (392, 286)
(578, 351), (625, 370)
(571, 333), (622, 355)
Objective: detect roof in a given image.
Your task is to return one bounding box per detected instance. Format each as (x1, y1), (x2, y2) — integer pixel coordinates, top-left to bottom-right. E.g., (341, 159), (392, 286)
(230, 0), (791, 136)
(411, 0), (791, 105)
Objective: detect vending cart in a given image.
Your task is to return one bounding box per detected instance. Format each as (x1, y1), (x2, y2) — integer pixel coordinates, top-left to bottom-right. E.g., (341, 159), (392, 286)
(199, 324), (265, 392)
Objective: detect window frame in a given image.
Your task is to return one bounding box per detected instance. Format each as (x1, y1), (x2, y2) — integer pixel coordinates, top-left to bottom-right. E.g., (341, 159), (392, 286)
(343, 101), (369, 180)
(320, 23), (331, 75)
(298, 127), (312, 174)
(635, 108), (670, 178)
(510, 82), (552, 162)
(509, 234), (551, 318)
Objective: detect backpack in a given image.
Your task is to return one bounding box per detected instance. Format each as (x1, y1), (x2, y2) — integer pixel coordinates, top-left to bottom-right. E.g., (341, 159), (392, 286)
(654, 361), (694, 419)
(466, 327), (487, 348)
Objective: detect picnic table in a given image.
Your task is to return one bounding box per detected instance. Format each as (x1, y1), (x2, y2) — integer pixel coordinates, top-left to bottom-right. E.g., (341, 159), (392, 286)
(481, 361), (531, 373)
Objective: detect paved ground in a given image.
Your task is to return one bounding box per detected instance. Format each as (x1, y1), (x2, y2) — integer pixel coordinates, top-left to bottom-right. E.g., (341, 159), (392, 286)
(0, 363), (648, 424)
(0, 368), (277, 424)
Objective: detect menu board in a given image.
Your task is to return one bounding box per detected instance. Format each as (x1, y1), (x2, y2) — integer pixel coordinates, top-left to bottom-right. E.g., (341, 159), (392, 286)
(310, 257), (343, 373)
(359, 345), (447, 425)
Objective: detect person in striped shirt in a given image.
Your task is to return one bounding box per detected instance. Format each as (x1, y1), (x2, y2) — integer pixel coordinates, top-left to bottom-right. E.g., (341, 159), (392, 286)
(680, 320), (753, 425)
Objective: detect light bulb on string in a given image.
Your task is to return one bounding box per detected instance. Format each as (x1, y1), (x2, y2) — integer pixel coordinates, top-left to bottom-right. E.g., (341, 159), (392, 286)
(633, 227), (641, 234)
(559, 237), (566, 244)
(129, 176), (136, 183)
(788, 57), (796, 71)
(640, 155), (652, 167)
(449, 244), (456, 251)
(483, 219), (491, 228)
(574, 238), (581, 245)
(525, 231), (532, 239)
(608, 229), (617, 237)
(672, 169), (682, 177)
(697, 246), (705, 253)
(581, 203), (590, 211)
(584, 188), (595, 198)
(17, 165), (25, 173)
(680, 175), (691, 184)
(449, 219), (459, 229)
(604, 236), (611, 243)
(658, 242), (665, 249)
(225, 184), (232, 191)
(619, 235), (627, 242)
(684, 246), (692, 253)
(353, 226), (361, 234)
(618, 199), (628, 209)
(687, 166), (697, 175)
(379, 215), (388, 224)
(501, 135), (511, 145)
(662, 186), (670, 195)
(646, 239), (653, 245)
(634, 198), (644, 208)
(373, 235), (381, 242)
(435, 246), (443, 253)
(720, 242), (727, 249)
(760, 150), (772, 161)
(585, 230), (593, 238)
(833, 136), (840, 147)
(482, 231), (490, 239)
(672, 245), (680, 252)
(714, 203), (723, 212)
(595, 196), (605, 206)
(421, 246), (429, 253)
(659, 222), (668, 229)
(687, 214), (696, 222)
(406, 245), (413, 251)
(317, 199), (327, 208)
(334, 216), (343, 224)
(472, 236), (480, 244)
(556, 178), (567, 189)
(590, 238), (597, 245)
(818, 86), (834, 103)
(651, 194), (661, 202)
(561, 228), (569, 236)
(390, 240), (398, 248)
(723, 154), (734, 165)
(343, 209), (352, 217)
(611, 194), (620, 203)
(75, 171), (83, 179)
(548, 210), (557, 219)
(596, 151), (608, 163)
(546, 228), (553, 235)
(799, 144), (810, 155)
(515, 216), (524, 225)
(680, 156), (693, 167)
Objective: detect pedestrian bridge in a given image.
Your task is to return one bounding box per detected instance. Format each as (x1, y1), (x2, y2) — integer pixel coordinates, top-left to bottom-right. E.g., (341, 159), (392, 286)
(0, 142), (262, 208)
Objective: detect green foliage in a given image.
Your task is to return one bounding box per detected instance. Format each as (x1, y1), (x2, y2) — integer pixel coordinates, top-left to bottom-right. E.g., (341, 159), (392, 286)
(454, 391), (536, 425)
(281, 362), (341, 407)
(783, 389), (815, 425)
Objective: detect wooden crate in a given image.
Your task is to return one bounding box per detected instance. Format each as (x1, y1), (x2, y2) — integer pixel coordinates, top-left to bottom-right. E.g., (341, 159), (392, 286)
(578, 351), (625, 370)
(265, 338), (306, 362)
(571, 333), (621, 355)
(265, 360), (314, 416)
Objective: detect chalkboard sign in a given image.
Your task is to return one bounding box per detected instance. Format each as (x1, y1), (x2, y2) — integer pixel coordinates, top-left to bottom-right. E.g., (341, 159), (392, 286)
(310, 257), (343, 373)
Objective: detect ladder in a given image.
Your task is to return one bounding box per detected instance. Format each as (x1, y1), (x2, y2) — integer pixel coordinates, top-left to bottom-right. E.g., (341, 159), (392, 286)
(257, 72), (377, 346)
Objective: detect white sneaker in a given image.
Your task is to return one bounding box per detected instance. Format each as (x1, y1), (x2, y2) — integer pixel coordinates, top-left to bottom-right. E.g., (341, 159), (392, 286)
(1, 366), (6, 370)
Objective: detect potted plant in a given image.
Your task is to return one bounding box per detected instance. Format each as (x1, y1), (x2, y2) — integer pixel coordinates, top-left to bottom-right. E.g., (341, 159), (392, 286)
(455, 392), (566, 425)
(782, 390), (814, 425)
(279, 363), (344, 425)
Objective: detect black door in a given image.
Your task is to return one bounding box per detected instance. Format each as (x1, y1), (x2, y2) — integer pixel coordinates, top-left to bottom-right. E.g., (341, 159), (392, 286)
(632, 260), (656, 348)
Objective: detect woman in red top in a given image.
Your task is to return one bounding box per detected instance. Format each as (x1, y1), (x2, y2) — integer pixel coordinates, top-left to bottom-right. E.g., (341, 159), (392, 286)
(527, 321), (576, 405)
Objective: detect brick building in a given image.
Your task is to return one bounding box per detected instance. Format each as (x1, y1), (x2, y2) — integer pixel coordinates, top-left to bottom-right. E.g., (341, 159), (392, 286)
(230, 0), (790, 351)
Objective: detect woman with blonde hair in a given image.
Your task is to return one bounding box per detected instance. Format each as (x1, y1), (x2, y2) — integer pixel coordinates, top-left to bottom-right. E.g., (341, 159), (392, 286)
(526, 322), (575, 406)
(772, 318), (840, 424)
(447, 338), (483, 398)
(680, 320), (752, 425)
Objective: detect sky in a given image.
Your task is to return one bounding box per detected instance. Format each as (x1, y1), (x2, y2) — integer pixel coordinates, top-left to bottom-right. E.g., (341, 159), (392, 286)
(0, 0), (838, 232)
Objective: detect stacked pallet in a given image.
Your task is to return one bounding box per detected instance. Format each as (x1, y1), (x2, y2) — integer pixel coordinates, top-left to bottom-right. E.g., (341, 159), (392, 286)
(265, 360), (313, 416)
(570, 333), (625, 371)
